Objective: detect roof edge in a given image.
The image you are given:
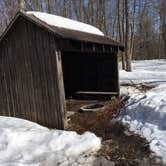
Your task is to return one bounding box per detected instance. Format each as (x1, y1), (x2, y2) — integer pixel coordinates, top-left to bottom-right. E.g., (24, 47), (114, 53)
(0, 11), (124, 51)
(0, 11), (63, 45)
(0, 11), (21, 44)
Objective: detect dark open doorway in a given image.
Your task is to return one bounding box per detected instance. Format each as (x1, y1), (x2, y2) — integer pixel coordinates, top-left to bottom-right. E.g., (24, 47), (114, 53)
(61, 51), (119, 99)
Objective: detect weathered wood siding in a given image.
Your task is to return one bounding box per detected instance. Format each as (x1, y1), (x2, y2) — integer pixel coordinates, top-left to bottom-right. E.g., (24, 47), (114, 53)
(0, 17), (64, 129)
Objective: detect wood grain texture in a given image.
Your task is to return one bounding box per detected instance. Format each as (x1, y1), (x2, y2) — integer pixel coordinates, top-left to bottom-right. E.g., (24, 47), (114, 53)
(0, 17), (65, 129)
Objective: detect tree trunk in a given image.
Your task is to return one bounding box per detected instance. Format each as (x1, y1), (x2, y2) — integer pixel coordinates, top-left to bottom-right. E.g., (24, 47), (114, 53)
(101, 0), (107, 34)
(130, 0), (136, 58)
(72, 0), (81, 21)
(125, 0), (132, 71)
(47, 0), (52, 13)
(68, 0), (72, 18)
(89, 0), (94, 25)
(18, 0), (24, 11)
(79, 0), (83, 21)
(63, 0), (67, 17)
(118, 0), (125, 69)
(36, 0), (42, 11)
(161, 0), (166, 58)
(112, 2), (117, 38)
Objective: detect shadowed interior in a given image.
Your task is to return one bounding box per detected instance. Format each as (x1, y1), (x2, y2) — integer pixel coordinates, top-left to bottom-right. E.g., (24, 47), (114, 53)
(61, 51), (118, 99)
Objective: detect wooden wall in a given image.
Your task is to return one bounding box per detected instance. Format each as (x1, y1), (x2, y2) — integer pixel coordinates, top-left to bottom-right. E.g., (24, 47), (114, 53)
(0, 17), (65, 129)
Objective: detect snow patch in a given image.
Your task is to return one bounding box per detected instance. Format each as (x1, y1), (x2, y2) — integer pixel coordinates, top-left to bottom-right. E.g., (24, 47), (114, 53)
(26, 11), (104, 36)
(119, 60), (166, 162)
(0, 116), (101, 165)
(120, 59), (166, 85)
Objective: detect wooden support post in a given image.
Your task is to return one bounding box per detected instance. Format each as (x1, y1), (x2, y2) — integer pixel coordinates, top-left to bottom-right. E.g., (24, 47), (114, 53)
(102, 45), (105, 53)
(81, 42), (84, 52)
(93, 44), (96, 52)
(55, 50), (66, 129)
(115, 53), (120, 97)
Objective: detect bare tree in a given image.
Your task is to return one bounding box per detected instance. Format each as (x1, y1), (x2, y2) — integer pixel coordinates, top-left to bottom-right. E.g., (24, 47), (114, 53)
(72, 0), (79, 20)
(160, 0), (166, 58)
(68, 0), (72, 18)
(47, 0), (52, 13)
(89, 0), (94, 25)
(125, 0), (132, 71)
(36, 0), (42, 11)
(130, 0), (136, 58)
(118, 0), (125, 69)
(62, 0), (67, 17)
(112, 1), (118, 38)
(18, 0), (24, 11)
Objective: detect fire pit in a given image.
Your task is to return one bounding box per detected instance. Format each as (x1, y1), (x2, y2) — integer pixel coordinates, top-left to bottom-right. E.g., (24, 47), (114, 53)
(80, 103), (105, 112)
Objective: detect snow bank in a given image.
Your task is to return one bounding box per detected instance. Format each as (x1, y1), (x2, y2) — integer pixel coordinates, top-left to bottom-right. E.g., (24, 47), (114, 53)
(0, 116), (101, 166)
(120, 60), (166, 162)
(120, 85), (166, 161)
(120, 59), (166, 85)
(26, 11), (104, 36)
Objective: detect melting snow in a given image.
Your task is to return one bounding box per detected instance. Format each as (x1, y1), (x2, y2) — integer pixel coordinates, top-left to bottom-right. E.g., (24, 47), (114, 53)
(120, 59), (166, 162)
(120, 59), (166, 85)
(26, 11), (104, 36)
(0, 116), (101, 166)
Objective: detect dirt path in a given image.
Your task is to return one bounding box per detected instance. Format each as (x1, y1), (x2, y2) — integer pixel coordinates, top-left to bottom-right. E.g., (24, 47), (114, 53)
(66, 98), (164, 166)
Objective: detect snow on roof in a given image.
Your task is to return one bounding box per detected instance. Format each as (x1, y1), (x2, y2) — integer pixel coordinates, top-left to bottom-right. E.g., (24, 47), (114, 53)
(26, 11), (104, 36)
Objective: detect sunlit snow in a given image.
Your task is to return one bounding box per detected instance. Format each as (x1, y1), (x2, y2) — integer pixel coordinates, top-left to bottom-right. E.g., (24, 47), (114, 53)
(0, 116), (101, 165)
(26, 11), (104, 36)
(120, 59), (166, 162)
(120, 59), (166, 85)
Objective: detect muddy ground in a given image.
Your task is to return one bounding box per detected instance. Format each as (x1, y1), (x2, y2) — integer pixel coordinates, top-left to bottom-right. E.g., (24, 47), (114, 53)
(66, 98), (165, 166)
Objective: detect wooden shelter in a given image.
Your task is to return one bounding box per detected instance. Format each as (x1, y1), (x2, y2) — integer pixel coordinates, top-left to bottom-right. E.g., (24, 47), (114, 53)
(0, 12), (124, 129)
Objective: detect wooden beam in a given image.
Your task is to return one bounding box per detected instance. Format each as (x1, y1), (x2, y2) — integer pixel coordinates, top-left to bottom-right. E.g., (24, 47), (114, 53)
(93, 44), (96, 52)
(102, 45), (105, 52)
(74, 91), (119, 100)
(55, 49), (66, 129)
(75, 91), (119, 95)
(116, 53), (120, 97)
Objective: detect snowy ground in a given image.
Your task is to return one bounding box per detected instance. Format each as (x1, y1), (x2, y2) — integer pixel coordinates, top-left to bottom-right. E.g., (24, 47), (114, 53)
(120, 59), (166, 85)
(119, 59), (166, 162)
(0, 116), (101, 166)
(0, 59), (166, 165)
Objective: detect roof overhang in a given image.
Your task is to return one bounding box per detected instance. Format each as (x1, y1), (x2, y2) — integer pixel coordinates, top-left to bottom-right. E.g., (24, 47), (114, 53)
(0, 11), (124, 52)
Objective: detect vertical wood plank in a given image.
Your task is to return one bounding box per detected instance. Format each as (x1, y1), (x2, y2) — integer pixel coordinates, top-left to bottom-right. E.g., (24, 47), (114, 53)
(0, 18), (65, 129)
(55, 50), (66, 129)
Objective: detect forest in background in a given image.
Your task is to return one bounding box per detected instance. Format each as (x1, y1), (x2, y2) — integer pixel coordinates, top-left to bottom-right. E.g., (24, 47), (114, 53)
(0, 0), (165, 71)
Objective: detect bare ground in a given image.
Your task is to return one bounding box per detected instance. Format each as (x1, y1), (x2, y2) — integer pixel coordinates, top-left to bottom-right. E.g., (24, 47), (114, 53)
(66, 98), (165, 166)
